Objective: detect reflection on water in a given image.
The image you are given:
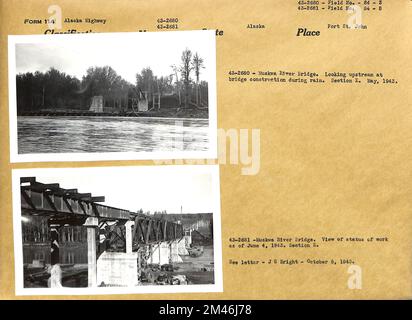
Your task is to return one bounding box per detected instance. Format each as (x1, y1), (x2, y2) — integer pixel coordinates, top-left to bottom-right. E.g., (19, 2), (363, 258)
(18, 116), (209, 154)
(23, 244), (87, 265)
(23, 244), (88, 288)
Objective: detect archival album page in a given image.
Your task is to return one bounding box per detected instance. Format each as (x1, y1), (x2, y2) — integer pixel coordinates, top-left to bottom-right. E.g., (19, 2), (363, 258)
(0, 0), (411, 299)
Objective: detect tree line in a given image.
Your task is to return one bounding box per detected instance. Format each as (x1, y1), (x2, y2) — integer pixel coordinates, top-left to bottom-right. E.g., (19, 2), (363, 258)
(16, 48), (208, 113)
(22, 216), (86, 244)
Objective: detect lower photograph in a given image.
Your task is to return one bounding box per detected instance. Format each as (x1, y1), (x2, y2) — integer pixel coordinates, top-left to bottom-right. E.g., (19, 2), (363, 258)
(12, 164), (222, 295)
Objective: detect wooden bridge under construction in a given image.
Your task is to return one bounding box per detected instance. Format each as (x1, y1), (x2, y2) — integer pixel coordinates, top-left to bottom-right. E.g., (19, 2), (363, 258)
(20, 177), (192, 287)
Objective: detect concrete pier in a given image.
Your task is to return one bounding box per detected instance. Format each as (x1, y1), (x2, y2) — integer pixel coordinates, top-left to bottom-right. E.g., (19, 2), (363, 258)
(149, 245), (154, 264)
(151, 242), (171, 265)
(49, 225), (62, 288)
(178, 238), (189, 256)
(97, 252), (139, 287)
(48, 264), (63, 288)
(125, 221), (134, 254)
(84, 217), (98, 287)
(185, 230), (192, 247)
(170, 240), (183, 263)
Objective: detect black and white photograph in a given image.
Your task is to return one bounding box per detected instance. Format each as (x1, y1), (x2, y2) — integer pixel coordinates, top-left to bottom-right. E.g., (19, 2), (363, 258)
(8, 30), (217, 162)
(12, 165), (222, 295)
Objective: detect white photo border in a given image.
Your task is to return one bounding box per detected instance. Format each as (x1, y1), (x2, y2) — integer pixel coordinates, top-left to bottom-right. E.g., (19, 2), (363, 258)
(8, 30), (218, 163)
(12, 164), (223, 295)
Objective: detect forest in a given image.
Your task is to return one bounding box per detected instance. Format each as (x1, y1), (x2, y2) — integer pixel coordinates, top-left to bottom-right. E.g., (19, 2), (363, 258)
(16, 48), (208, 114)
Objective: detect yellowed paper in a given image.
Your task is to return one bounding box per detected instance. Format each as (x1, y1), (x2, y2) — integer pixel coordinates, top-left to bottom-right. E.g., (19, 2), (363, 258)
(0, 0), (411, 299)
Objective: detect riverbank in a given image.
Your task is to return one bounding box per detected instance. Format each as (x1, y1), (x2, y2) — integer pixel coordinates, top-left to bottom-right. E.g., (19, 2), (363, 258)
(23, 246), (214, 288)
(18, 107), (209, 119)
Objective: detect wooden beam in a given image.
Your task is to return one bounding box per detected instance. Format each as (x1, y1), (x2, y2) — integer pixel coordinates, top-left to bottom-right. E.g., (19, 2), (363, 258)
(20, 177), (36, 184)
(90, 196), (105, 202)
(72, 193), (92, 200)
(21, 179), (183, 244)
(39, 183), (60, 190)
(63, 189), (78, 194)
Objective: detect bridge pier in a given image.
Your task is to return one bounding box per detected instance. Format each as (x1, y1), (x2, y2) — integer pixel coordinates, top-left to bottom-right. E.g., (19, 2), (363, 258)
(160, 242), (171, 265)
(177, 237), (189, 255)
(149, 245), (154, 264)
(49, 225), (62, 288)
(185, 229), (192, 247)
(84, 217), (98, 287)
(97, 251), (139, 287)
(95, 217), (138, 287)
(170, 240), (183, 263)
(125, 220), (134, 254)
(151, 242), (170, 265)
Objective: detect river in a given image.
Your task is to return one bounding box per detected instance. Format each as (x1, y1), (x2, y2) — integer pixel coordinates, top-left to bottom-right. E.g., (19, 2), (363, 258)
(17, 116), (209, 154)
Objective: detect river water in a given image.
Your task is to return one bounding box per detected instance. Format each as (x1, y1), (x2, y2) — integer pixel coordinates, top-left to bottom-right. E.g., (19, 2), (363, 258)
(17, 116), (209, 154)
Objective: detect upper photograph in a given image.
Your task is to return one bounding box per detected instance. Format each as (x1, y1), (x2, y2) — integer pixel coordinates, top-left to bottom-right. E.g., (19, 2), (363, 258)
(8, 30), (217, 162)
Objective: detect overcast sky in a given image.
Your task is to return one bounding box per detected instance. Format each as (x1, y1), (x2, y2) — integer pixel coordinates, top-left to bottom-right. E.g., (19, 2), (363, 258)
(15, 31), (214, 84)
(18, 166), (216, 214)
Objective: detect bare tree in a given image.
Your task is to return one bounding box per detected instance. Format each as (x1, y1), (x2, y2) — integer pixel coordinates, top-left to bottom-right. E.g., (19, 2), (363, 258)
(179, 48), (193, 109)
(170, 64), (181, 105)
(192, 53), (205, 106)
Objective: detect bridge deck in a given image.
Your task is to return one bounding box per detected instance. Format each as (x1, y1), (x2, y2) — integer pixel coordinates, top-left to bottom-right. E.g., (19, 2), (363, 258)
(20, 177), (184, 244)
